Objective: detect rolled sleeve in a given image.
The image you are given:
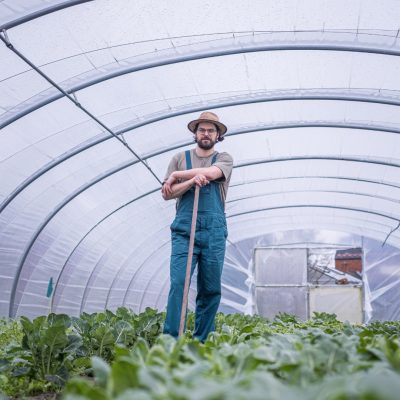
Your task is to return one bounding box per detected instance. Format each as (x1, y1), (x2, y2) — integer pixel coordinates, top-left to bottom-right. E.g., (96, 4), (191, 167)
(164, 153), (179, 183)
(213, 152), (233, 183)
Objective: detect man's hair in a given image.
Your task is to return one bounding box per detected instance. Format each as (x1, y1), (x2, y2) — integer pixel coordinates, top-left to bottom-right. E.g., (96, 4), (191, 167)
(193, 122), (225, 142)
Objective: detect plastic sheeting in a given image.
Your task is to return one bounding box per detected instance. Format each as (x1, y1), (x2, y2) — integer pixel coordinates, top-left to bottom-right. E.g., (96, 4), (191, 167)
(1, 0), (400, 320)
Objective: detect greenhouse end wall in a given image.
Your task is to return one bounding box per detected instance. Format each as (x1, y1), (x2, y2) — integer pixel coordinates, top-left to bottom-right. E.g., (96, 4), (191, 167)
(219, 230), (400, 323)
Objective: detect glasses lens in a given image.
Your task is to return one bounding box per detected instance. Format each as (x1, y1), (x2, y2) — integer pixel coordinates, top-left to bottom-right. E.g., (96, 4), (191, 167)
(198, 128), (216, 135)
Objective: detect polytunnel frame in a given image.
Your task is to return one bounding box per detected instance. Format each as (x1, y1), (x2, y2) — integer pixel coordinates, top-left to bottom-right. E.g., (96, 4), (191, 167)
(3, 11), (400, 317)
(3, 30), (400, 131)
(13, 183), (400, 317)
(38, 173), (400, 317)
(7, 123), (400, 316)
(10, 144), (400, 317)
(2, 27), (400, 214)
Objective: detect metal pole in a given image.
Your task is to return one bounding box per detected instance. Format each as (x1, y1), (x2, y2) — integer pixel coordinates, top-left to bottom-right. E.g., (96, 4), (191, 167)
(179, 185), (200, 337)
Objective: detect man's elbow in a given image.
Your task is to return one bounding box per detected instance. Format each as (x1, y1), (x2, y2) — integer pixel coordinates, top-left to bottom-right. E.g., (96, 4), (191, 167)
(205, 169), (224, 181)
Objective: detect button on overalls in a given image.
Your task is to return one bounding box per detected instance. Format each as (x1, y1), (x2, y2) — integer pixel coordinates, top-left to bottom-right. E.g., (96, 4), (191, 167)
(163, 150), (228, 342)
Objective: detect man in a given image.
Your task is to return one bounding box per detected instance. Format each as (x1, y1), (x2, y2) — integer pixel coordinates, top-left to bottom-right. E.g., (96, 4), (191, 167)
(161, 111), (233, 341)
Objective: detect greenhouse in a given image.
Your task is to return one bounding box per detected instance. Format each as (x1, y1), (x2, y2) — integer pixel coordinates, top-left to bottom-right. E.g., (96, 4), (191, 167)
(1, 1), (400, 399)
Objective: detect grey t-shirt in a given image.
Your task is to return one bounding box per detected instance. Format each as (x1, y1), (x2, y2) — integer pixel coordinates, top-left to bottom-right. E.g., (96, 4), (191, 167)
(163, 148), (233, 210)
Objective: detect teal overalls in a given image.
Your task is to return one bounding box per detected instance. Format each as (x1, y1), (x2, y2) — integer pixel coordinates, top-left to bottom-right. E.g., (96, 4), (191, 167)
(163, 150), (228, 341)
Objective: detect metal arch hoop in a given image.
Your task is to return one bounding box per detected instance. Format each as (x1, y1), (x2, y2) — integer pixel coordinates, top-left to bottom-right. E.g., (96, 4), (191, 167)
(3, 27), (400, 214)
(154, 278), (171, 312)
(227, 205), (400, 221)
(142, 214), (400, 314)
(114, 203), (400, 311)
(230, 175), (400, 191)
(10, 151), (400, 318)
(63, 186), (400, 317)
(3, 35), (400, 130)
(137, 259), (172, 313)
(2, 116), (400, 217)
(81, 227), (172, 314)
(56, 174), (400, 312)
(104, 242), (170, 311)
(78, 179), (400, 306)
(122, 243), (171, 311)
(127, 206), (398, 311)
(3, 14), (400, 315)
(227, 188), (400, 206)
(0, 0), (94, 30)
(75, 194), (397, 316)
(51, 188), (160, 311)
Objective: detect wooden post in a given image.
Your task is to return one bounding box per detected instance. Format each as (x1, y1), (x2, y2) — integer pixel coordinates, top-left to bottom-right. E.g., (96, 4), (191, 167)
(178, 185), (200, 337)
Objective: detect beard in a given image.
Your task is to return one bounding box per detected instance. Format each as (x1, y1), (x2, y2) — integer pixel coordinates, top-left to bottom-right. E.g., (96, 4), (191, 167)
(196, 136), (216, 150)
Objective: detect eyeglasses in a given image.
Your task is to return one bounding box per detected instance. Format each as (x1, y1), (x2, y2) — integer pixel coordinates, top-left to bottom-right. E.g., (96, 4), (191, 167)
(197, 128), (217, 135)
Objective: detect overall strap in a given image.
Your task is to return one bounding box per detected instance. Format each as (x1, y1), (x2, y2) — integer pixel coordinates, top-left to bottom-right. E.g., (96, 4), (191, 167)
(185, 150), (192, 170)
(211, 152), (219, 165)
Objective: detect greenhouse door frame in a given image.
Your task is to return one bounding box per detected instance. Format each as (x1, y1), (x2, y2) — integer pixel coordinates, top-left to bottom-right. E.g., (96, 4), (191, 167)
(253, 247), (364, 323)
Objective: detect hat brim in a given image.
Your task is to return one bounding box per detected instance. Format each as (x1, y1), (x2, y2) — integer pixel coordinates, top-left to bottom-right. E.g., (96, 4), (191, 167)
(188, 118), (227, 136)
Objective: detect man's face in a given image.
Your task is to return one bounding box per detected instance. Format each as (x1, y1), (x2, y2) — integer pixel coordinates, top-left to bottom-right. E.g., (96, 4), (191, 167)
(195, 122), (219, 150)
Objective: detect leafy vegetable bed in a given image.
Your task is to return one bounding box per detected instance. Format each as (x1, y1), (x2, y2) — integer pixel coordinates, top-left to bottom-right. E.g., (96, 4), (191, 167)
(1, 309), (400, 400)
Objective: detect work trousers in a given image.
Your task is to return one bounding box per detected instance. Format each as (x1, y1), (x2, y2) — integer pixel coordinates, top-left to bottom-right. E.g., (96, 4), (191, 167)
(163, 212), (227, 342)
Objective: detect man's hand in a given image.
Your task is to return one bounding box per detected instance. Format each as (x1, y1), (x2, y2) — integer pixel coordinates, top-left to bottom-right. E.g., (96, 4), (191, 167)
(161, 173), (210, 201)
(192, 174), (209, 187)
(163, 174), (177, 197)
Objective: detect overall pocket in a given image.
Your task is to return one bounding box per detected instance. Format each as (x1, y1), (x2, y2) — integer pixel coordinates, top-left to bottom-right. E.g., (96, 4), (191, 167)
(171, 216), (191, 236)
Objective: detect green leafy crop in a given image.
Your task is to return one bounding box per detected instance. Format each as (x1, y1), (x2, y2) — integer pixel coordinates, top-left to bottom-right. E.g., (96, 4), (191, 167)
(0, 307), (164, 397)
(1, 309), (400, 399)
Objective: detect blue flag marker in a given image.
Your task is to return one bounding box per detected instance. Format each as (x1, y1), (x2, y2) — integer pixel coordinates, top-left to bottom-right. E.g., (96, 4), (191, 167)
(47, 277), (53, 298)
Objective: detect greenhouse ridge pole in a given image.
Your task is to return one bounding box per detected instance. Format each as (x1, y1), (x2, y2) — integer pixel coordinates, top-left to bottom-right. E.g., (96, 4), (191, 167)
(0, 30), (162, 186)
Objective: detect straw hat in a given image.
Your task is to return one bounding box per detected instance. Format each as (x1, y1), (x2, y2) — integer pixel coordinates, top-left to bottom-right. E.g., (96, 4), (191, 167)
(187, 111), (227, 136)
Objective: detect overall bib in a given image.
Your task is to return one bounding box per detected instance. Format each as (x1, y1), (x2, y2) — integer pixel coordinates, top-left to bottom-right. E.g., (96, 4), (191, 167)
(163, 151), (228, 342)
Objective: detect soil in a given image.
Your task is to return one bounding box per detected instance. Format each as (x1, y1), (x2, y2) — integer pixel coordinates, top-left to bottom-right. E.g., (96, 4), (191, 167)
(8, 375), (96, 399)
(9, 394), (61, 400)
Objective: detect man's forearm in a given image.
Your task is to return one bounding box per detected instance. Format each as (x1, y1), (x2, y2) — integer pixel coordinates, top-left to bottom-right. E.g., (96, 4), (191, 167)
(162, 179), (194, 201)
(172, 166), (222, 181)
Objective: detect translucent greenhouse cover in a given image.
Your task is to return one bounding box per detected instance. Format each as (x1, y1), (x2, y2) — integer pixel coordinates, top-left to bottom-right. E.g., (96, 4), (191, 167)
(1, 0), (400, 322)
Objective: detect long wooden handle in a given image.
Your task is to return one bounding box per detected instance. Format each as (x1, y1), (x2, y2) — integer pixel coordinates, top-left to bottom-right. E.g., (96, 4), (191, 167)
(179, 185), (200, 337)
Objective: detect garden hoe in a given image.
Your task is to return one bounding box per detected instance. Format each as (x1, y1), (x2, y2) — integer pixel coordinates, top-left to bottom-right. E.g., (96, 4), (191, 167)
(178, 185), (200, 337)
